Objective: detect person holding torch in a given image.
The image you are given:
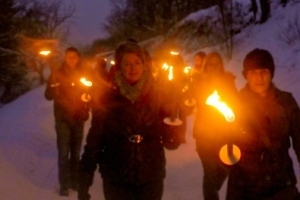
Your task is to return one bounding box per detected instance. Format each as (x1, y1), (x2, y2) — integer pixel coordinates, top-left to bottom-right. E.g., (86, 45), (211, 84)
(44, 47), (91, 196)
(192, 51), (238, 200)
(77, 41), (181, 200)
(226, 48), (300, 199)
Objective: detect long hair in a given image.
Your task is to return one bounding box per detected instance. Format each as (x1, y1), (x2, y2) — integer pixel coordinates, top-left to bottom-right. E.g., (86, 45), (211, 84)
(202, 51), (225, 74)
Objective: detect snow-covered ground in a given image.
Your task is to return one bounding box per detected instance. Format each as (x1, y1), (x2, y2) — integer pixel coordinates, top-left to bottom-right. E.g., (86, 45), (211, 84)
(1, 1), (300, 199)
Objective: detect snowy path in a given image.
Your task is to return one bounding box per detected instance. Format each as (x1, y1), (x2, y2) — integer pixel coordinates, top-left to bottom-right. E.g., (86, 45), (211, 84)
(0, 86), (212, 200)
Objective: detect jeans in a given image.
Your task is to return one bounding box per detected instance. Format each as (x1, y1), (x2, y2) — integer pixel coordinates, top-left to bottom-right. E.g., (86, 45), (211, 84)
(55, 119), (84, 188)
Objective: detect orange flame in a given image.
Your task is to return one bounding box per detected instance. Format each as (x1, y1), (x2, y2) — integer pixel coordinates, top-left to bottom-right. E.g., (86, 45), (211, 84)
(39, 50), (51, 56)
(162, 63), (169, 70)
(80, 78), (92, 87)
(168, 66), (173, 80)
(170, 51), (179, 55)
(184, 66), (191, 74)
(206, 90), (235, 122)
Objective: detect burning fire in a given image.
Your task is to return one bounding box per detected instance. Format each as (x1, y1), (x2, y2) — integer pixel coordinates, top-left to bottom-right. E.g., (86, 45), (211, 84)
(170, 51), (179, 55)
(110, 60), (115, 65)
(168, 66), (174, 80)
(206, 90), (235, 122)
(80, 78), (92, 87)
(184, 66), (191, 74)
(39, 50), (51, 56)
(162, 63), (169, 70)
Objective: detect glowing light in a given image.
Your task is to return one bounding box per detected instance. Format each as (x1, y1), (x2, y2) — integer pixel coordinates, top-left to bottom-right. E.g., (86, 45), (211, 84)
(206, 90), (235, 122)
(162, 63), (169, 70)
(168, 66), (173, 80)
(184, 66), (191, 74)
(170, 51), (179, 55)
(110, 60), (115, 65)
(80, 78), (92, 87)
(39, 50), (51, 56)
(219, 144), (241, 165)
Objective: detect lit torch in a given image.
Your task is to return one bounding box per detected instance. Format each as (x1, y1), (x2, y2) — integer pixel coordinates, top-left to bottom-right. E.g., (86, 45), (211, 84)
(163, 63), (182, 126)
(80, 77), (93, 102)
(206, 90), (241, 165)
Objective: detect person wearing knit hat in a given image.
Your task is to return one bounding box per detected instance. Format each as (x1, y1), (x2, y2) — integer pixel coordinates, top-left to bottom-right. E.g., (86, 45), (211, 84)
(243, 48), (275, 79)
(78, 41), (182, 200)
(242, 48), (275, 97)
(226, 49), (300, 199)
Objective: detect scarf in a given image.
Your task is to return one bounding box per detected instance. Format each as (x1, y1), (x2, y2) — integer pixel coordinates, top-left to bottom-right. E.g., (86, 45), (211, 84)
(114, 71), (148, 103)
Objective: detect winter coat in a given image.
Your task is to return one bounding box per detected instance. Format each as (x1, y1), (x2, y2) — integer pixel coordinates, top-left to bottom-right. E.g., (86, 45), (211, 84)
(192, 71), (238, 154)
(78, 72), (181, 190)
(226, 84), (300, 199)
(44, 65), (90, 123)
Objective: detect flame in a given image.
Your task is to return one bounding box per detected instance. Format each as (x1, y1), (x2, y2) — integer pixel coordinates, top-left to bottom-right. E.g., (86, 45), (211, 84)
(39, 50), (51, 56)
(184, 66), (191, 74)
(162, 63), (169, 70)
(168, 66), (173, 80)
(110, 60), (115, 65)
(170, 51), (179, 55)
(80, 78), (92, 87)
(206, 90), (235, 122)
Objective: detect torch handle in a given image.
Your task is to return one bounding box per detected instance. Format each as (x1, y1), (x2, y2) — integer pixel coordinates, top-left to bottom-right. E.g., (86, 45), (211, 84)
(227, 142), (233, 157)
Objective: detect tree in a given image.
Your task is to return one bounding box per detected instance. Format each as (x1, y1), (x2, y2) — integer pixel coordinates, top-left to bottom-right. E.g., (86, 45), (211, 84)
(0, 0), (74, 103)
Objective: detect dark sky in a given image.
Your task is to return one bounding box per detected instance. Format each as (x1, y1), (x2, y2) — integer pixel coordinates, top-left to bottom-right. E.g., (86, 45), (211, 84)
(67, 0), (112, 45)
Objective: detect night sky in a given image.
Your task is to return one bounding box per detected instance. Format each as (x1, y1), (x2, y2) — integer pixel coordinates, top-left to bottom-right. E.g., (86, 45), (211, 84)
(66, 0), (112, 45)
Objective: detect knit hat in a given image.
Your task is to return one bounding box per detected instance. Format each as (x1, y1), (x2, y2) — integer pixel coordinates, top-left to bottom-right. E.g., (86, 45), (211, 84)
(114, 41), (145, 70)
(242, 48), (275, 79)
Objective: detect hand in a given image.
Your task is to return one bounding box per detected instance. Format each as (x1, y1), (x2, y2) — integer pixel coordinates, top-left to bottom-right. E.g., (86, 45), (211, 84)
(50, 82), (60, 87)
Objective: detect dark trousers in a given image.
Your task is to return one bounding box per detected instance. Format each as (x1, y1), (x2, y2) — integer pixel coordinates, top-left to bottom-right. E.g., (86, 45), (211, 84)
(197, 148), (228, 200)
(55, 119), (84, 188)
(102, 180), (164, 200)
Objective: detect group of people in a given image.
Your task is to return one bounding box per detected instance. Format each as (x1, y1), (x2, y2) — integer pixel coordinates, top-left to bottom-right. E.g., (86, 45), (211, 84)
(44, 41), (300, 200)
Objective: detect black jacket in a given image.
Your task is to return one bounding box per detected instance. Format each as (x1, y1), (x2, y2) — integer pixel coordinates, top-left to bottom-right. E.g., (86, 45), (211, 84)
(78, 73), (181, 193)
(227, 84), (300, 199)
(44, 65), (90, 122)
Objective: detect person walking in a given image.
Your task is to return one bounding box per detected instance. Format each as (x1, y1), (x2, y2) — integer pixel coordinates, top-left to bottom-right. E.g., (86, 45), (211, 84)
(226, 48), (300, 199)
(45, 47), (90, 196)
(77, 41), (181, 200)
(192, 51), (238, 200)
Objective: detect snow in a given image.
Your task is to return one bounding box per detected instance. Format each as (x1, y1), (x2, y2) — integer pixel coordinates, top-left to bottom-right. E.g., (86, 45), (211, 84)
(1, 1), (300, 199)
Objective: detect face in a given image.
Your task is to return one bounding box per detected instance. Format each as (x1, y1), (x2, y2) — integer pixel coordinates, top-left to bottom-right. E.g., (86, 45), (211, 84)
(246, 69), (272, 97)
(194, 55), (204, 67)
(120, 53), (144, 85)
(65, 51), (80, 69)
(205, 56), (223, 74)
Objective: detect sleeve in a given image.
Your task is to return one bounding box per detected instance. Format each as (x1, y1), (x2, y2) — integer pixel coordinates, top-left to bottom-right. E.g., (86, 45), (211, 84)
(44, 72), (59, 101)
(288, 94), (300, 164)
(78, 106), (106, 200)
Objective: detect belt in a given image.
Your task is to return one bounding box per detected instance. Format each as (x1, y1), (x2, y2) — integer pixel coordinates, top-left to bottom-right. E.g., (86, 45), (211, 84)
(129, 135), (143, 143)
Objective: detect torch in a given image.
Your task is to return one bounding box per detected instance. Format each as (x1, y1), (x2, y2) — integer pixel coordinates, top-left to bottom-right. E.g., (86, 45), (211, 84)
(183, 66), (196, 107)
(206, 90), (241, 165)
(162, 62), (182, 126)
(80, 78), (93, 102)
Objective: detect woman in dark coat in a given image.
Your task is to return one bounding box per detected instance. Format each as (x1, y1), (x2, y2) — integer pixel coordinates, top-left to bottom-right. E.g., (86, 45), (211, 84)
(77, 41), (181, 200)
(192, 51), (238, 200)
(226, 48), (300, 200)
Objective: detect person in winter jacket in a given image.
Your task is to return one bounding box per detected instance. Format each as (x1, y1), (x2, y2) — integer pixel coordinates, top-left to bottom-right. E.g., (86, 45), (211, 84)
(192, 51), (238, 200)
(45, 47), (90, 196)
(77, 41), (182, 200)
(226, 48), (300, 199)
